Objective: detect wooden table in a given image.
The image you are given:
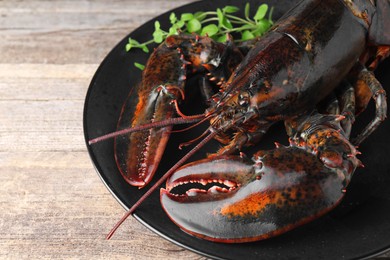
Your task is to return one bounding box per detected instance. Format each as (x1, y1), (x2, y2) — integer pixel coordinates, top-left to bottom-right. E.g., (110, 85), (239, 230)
(0, 0), (389, 259)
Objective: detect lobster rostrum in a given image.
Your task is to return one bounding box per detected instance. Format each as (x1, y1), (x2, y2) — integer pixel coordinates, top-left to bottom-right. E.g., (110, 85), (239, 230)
(89, 0), (390, 242)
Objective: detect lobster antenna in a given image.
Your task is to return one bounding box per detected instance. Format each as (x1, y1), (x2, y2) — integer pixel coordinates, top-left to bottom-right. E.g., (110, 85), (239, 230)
(178, 128), (211, 149)
(171, 115), (213, 133)
(105, 129), (217, 240)
(88, 115), (204, 145)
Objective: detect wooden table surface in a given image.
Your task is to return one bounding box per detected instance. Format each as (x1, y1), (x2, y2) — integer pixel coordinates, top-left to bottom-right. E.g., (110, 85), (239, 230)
(1, 0), (389, 259)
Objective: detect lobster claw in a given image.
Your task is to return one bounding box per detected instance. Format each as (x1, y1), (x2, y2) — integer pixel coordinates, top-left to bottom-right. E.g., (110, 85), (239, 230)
(114, 34), (197, 188)
(116, 87), (180, 187)
(161, 147), (348, 243)
(114, 34), (242, 188)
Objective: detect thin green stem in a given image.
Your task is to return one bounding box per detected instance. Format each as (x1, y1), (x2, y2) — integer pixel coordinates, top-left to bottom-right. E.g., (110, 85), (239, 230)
(140, 39), (155, 46)
(219, 25), (256, 34)
(201, 17), (219, 24)
(202, 11), (217, 16)
(268, 6), (274, 22)
(225, 14), (254, 25)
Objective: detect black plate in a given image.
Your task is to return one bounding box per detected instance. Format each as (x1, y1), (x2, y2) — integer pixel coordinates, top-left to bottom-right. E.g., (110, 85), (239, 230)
(84, 0), (390, 259)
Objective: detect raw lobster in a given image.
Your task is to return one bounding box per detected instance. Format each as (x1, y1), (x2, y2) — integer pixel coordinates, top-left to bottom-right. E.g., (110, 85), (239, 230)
(89, 0), (390, 242)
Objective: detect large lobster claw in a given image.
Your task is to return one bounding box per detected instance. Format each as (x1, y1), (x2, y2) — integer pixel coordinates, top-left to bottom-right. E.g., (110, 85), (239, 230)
(115, 87), (180, 187)
(161, 112), (361, 242)
(161, 147), (349, 243)
(115, 34), (244, 188)
(115, 42), (187, 187)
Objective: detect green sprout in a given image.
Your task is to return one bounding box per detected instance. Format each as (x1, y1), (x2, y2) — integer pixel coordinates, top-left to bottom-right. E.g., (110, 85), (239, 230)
(126, 3), (274, 69)
(133, 62), (145, 70)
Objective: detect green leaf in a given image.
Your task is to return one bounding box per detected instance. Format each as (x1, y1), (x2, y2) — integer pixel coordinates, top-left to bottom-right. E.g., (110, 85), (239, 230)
(216, 8), (233, 30)
(154, 21), (161, 30)
(244, 3), (250, 20)
(216, 34), (228, 43)
(168, 22), (178, 35)
(176, 20), (185, 28)
(126, 38), (139, 52)
(254, 4), (268, 21)
(222, 5), (239, 14)
(125, 43), (131, 52)
(253, 19), (272, 36)
(194, 12), (206, 21)
(168, 26), (178, 35)
(134, 62), (145, 70)
(241, 30), (255, 41)
(140, 45), (149, 53)
(180, 13), (194, 22)
(222, 17), (233, 30)
(129, 38), (140, 46)
(168, 21), (184, 35)
(239, 24), (256, 30)
(169, 12), (177, 24)
(201, 24), (219, 37)
(187, 18), (202, 33)
(216, 8), (224, 26)
(153, 30), (164, 43)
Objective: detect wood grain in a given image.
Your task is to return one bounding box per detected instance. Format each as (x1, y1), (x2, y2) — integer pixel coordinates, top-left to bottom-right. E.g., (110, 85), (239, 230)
(0, 0), (389, 259)
(0, 0), (205, 259)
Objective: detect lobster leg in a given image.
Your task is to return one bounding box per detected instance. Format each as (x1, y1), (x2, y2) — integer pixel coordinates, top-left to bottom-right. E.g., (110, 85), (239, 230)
(213, 127), (272, 157)
(368, 46), (390, 71)
(198, 77), (215, 106)
(352, 67), (387, 145)
(336, 81), (356, 138)
(317, 80), (355, 138)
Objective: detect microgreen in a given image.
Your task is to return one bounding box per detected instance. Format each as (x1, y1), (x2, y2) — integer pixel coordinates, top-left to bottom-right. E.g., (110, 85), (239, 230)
(126, 3), (274, 69)
(134, 62), (145, 70)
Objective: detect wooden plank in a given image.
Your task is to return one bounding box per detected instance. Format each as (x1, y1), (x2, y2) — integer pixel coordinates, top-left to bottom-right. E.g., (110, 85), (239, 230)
(1, 0), (204, 259)
(0, 64), (97, 79)
(0, 29), (128, 64)
(0, 0), (195, 64)
(0, 0), (195, 14)
(0, 64), (93, 152)
(0, 77), (90, 101)
(0, 155), (203, 259)
(0, 99), (85, 152)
